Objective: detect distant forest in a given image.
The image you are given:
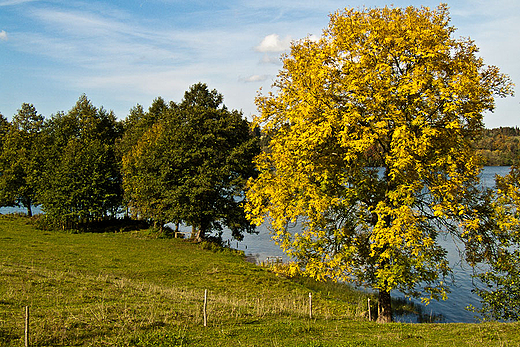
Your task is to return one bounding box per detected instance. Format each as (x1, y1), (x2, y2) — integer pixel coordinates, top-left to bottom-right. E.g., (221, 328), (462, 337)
(477, 127), (520, 166)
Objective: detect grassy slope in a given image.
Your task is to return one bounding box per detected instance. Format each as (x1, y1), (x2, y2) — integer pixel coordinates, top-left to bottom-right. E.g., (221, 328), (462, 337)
(1, 216), (519, 346)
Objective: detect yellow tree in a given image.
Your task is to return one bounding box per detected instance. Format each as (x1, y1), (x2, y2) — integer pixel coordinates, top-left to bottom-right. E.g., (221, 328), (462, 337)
(245, 5), (513, 322)
(470, 163), (520, 321)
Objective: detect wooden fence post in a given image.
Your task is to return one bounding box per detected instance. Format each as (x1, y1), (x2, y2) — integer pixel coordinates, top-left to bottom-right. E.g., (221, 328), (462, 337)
(368, 298), (371, 321)
(203, 289), (208, 327)
(25, 306), (29, 347)
(309, 293), (313, 319)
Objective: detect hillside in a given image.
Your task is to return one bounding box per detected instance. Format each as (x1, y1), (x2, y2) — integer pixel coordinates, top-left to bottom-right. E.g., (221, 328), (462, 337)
(1, 216), (519, 346)
(478, 127), (520, 166)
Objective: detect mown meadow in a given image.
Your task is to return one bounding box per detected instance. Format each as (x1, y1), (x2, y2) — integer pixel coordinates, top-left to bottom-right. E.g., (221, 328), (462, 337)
(1, 215), (519, 346)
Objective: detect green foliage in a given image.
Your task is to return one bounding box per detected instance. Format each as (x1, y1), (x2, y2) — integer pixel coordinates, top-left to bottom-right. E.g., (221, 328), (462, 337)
(0, 113), (8, 145)
(37, 95), (123, 229)
(117, 99), (169, 160)
(246, 5), (513, 322)
(0, 103), (45, 215)
(122, 83), (260, 240)
(473, 262), (520, 321)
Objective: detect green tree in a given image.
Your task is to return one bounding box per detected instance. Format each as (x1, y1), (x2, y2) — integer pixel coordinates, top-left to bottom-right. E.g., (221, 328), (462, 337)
(0, 113), (9, 207)
(39, 95), (123, 229)
(0, 113), (8, 143)
(122, 83), (259, 240)
(0, 113), (8, 166)
(117, 99), (170, 167)
(118, 98), (174, 227)
(0, 104), (45, 215)
(245, 5), (513, 322)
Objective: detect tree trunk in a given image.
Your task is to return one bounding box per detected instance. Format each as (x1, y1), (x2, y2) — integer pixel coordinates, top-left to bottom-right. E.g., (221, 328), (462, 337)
(158, 221), (164, 233)
(196, 228), (205, 242)
(191, 225), (203, 241)
(377, 289), (392, 323)
(190, 225), (206, 242)
(23, 198), (32, 217)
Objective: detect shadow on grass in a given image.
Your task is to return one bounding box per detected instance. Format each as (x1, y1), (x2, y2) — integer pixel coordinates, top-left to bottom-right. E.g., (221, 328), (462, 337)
(26, 214), (151, 234)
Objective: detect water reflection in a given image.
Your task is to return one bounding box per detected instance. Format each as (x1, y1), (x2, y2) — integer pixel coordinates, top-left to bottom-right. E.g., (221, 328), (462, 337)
(392, 297), (445, 323)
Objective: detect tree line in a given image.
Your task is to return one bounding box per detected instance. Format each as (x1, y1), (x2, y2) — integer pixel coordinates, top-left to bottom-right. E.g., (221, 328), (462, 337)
(0, 83), (259, 240)
(2, 4), (520, 324)
(477, 127), (520, 166)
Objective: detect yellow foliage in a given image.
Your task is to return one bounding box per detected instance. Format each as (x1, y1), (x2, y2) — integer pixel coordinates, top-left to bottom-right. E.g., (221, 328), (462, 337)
(246, 4), (513, 304)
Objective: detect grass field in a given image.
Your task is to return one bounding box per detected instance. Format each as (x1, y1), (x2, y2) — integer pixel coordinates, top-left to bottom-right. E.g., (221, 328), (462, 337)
(1, 215), (519, 346)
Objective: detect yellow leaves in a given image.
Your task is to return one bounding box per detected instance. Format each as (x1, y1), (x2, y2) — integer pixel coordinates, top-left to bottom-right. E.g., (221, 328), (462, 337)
(488, 166), (520, 240)
(371, 202), (425, 250)
(245, 3), (514, 303)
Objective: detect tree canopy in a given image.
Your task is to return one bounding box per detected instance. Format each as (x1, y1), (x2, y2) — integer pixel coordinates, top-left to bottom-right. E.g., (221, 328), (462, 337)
(122, 83), (260, 240)
(245, 4), (513, 322)
(0, 103), (45, 215)
(38, 95), (123, 229)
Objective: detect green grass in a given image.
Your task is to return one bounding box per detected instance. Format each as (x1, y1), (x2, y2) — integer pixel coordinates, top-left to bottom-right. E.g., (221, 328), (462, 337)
(1, 215), (520, 346)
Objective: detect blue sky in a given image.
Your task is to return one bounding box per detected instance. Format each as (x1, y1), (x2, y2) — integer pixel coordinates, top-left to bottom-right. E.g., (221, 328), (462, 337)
(1, 0), (518, 128)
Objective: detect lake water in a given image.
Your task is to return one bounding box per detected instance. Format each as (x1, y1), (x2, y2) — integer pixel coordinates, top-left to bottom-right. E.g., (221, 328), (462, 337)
(0, 167), (512, 322)
(218, 166), (512, 323)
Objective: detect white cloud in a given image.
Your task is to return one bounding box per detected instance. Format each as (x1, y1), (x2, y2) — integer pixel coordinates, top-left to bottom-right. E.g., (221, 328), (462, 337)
(14, 8), (196, 73)
(240, 74), (269, 83)
(0, 0), (36, 5)
(261, 54), (281, 64)
(0, 30), (7, 41)
(255, 33), (292, 52)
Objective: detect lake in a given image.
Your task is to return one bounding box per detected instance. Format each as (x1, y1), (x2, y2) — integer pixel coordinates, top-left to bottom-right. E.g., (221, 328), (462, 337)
(218, 166), (513, 323)
(0, 166), (512, 322)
